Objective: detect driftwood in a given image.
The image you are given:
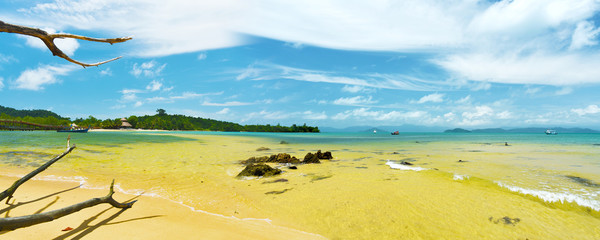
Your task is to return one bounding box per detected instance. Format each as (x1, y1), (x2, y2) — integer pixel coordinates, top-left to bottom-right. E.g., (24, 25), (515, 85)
(0, 145), (76, 204)
(0, 138), (136, 231)
(0, 20), (131, 67)
(0, 180), (136, 231)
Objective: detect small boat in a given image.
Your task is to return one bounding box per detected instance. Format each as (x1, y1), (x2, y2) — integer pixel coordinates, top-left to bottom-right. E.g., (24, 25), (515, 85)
(57, 123), (89, 133)
(57, 128), (89, 133)
(391, 131), (399, 135)
(545, 129), (557, 135)
(373, 130), (377, 134)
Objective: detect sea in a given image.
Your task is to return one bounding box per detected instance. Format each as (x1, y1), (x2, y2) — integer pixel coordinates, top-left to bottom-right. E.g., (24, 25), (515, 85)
(1, 130), (599, 239)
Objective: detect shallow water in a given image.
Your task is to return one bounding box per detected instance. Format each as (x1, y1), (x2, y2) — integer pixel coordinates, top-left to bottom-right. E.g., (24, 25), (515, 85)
(1, 131), (599, 239)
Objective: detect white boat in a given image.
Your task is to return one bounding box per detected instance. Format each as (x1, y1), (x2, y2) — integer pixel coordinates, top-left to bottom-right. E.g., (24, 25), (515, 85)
(545, 129), (557, 135)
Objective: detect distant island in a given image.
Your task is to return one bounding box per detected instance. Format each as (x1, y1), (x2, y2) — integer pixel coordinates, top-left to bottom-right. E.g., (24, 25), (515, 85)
(0, 105), (319, 132)
(444, 127), (600, 134)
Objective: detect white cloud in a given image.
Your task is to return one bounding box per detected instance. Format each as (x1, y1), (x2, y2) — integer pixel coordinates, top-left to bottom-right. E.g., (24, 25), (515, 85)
(455, 95), (471, 104)
(333, 96), (377, 106)
(99, 67), (112, 76)
(525, 87), (541, 95)
(12, 0), (470, 56)
(435, 52), (600, 86)
(146, 80), (163, 92)
(246, 110), (288, 120)
(0, 54), (17, 64)
(131, 61), (166, 78)
(12, 0), (600, 88)
(303, 111), (327, 120)
(444, 112), (456, 121)
(555, 87), (573, 95)
(216, 108), (230, 114)
(412, 93), (444, 104)
(202, 101), (253, 106)
(331, 108), (428, 122)
(237, 63), (446, 91)
(571, 104), (600, 116)
(341, 85), (375, 93)
(14, 65), (76, 90)
(0, 77), (4, 90)
(569, 21), (600, 50)
(460, 105), (494, 126)
(197, 53), (207, 60)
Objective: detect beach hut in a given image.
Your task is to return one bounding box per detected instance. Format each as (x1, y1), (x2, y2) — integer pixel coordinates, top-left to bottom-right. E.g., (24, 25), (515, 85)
(120, 118), (132, 129)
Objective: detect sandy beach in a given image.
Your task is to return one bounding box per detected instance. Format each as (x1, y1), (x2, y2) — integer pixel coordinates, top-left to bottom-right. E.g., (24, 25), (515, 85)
(0, 175), (325, 240)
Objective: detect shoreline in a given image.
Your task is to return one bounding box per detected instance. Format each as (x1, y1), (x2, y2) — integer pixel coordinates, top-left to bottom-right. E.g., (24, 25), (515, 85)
(0, 174), (325, 240)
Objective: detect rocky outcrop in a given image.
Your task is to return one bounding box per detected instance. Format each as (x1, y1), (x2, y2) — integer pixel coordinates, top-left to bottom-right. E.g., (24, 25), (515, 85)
(237, 164), (282, 177)
(241, 151), (333, 165)
(316, 150), (333, 160)
(303, 152), (320, 163)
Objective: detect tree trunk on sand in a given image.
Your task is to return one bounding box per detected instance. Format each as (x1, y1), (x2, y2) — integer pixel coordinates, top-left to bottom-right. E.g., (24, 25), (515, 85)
(0, 180), (136, 231)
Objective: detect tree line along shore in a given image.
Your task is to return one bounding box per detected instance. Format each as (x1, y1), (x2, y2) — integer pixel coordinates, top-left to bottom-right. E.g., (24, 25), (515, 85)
(0, 105), (319, 132)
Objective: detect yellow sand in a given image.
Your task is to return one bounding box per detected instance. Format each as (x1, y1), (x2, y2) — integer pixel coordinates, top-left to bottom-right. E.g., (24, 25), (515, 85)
(0, 175), (325, 240)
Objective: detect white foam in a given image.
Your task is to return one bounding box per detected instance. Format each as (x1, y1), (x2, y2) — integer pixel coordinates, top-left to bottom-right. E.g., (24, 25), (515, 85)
(453, 174), (470, 181)
(386, 160), (427, 171)
(496, 182), (600, 211)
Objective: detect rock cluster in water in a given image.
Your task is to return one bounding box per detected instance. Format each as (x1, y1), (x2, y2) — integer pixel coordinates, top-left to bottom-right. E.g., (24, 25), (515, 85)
(237, 150), (333, 177)
(241, 150), (333, 166)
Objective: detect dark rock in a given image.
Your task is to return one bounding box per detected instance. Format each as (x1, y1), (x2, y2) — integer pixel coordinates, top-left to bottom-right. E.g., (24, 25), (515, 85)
(490, 216), (520, 226)
(265, 188), (292, 194)
(280, 141), (289, 144)
(458, 160), (467, 163)
(303, 152), (321, 164)
(270, 153), (301, 164)
(288, 165), (298, 169)
(256, 147), (270, 151)
(237, 164), (282, 178)
(316, 150), (333, 160)
(400, 161), (413, 165)
(565, 175), (600, 188)
(241, 156), (269, 165)
(263, 178), (289, 184)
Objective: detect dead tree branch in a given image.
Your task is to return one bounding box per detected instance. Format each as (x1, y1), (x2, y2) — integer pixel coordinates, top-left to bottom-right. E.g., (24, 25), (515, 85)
(0, 20), (132, 67)
(0, 180), (136, 231)
(0, 145), (76, 204)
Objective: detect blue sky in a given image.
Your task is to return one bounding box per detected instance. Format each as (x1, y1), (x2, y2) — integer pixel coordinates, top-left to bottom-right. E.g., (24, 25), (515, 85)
(1, 0), (600, 129)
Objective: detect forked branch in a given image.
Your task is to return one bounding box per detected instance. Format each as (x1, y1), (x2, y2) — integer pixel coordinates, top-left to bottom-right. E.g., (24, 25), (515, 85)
(0, 180), (136, 231)
(0, 20), (132, 67)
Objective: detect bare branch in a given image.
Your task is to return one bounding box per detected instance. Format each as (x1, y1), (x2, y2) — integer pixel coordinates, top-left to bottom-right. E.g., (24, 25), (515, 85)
(0, 145), (77, 204)
(0, 20), (132, 67)
(0, 180), (136, 231)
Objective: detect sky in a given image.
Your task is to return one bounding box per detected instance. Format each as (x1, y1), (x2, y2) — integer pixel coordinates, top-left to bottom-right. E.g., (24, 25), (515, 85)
(1, 0), (600, 130)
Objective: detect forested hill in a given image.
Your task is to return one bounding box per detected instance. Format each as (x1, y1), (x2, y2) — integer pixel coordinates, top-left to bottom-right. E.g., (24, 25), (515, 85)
(0, 106), (319, 132)
(0, 105), (67, 120)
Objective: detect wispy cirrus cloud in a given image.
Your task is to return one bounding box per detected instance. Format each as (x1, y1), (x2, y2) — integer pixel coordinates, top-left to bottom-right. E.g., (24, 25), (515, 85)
(236, 62), (447, 91)
(332, 96), (377, 106)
